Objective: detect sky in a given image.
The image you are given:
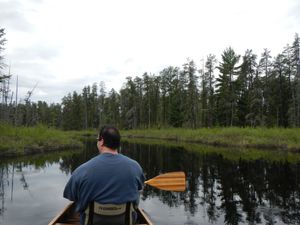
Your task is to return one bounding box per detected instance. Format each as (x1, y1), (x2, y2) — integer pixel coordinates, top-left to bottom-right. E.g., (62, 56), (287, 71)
(0, 0), (299, 103)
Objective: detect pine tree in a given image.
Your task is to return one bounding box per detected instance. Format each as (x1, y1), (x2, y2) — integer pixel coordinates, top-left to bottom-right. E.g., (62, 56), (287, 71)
(248, 71), (265, 126)
(0, 28), (10, 122)
(258, 49), (272, 125)
(106, 88), (120, 126)
(204, 54), (217, 127)
(99, 81), (106, 127)
(119, 77), (137, 129)
(0, 28), (6, 72)
(61, 92), (84, 130)
(236, 50), (257, 126)
(141, 73), (160, 127)
(216, 47), (240, 126)
(90, 83), (98, 128)
(290, 34), (300, 126)
(133, 76), (143, 128)
(272, 54), (289, 126)
(183, 59), (199, 128)
(168, 67), (184, 127)
(159, 67), (173, 126)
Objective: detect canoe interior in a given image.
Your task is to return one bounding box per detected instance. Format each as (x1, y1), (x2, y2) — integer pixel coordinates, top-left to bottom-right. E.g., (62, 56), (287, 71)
(48, 203), (153, 225)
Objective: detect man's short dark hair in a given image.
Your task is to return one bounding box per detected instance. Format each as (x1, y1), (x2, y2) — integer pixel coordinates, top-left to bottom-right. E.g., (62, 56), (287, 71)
(99, 125), (121, 150)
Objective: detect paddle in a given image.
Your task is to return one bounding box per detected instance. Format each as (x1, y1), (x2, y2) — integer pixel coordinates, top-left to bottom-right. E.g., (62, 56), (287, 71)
(144, 171), (186, 192)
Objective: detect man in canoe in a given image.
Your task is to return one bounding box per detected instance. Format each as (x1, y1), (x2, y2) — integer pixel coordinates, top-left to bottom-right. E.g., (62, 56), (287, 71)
(63, 125), (145, 225)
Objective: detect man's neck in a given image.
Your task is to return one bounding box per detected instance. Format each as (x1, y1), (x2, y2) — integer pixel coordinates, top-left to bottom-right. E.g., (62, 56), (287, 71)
(100, 147), (118, 155)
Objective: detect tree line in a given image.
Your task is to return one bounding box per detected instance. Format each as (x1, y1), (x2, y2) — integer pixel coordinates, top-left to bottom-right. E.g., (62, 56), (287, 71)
(1, 27), (300, 130)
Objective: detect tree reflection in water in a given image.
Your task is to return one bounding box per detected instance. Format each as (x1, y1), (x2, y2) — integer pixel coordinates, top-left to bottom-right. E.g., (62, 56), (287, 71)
(120, 142), (300, 225)
(0, 140), (299, 225)
(57, 141), (300, 224)
(0, 166), (6, 219)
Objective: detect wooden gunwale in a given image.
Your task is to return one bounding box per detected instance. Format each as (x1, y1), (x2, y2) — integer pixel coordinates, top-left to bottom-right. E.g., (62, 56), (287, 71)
(48, 202), (154, 225)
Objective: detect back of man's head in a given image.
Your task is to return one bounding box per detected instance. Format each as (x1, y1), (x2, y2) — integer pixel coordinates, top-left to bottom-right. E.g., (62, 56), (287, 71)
(99, 125), (121, 150)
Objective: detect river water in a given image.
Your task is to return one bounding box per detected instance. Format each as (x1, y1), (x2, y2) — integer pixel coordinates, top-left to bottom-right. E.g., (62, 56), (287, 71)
(0, 140), (299, 225)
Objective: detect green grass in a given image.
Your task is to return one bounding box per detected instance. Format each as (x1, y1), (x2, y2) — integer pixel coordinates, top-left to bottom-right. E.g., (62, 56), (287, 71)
(121, 127), (300, 151)
(2, 124), (300, 158)
(122, 137), (300, 163)
(0, 123), (84, 156)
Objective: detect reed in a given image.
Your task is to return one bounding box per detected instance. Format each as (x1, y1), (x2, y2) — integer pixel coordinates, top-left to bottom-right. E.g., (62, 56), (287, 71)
(0, 123), (83, 156)
(122, 137), (300, 163)
(121, 127), (300, 151)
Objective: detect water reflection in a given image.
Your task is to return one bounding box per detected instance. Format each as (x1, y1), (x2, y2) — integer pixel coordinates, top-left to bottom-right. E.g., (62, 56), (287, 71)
(121, 142), (300, 225)
(0, 141), (299, 225)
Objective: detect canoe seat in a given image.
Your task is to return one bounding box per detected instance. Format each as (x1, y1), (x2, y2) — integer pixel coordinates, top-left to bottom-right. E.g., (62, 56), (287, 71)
(55, 223), (80, 225)
(54, 222), (149, 225)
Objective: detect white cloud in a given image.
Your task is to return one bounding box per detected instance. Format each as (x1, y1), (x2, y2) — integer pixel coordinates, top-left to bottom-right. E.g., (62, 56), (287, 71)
(1, 0), (299, 103)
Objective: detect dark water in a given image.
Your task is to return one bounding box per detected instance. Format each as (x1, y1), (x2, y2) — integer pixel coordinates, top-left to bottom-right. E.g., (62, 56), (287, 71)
(0, 141), (300, 225)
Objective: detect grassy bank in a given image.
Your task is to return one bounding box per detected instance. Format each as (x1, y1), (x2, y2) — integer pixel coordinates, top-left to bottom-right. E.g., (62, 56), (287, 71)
(2, 125), (300, 157)
(122, 137), (300, 163)
(0, 123), (86, 157)
(121, 127), (300, 151)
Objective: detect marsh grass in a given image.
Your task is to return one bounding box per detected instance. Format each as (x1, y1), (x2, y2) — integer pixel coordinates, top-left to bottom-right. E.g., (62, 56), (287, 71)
(122, 127), (300, 151)
(0, 123), (84, 155)
(2, 123), (299, 157)
(122, 137), (300, 163)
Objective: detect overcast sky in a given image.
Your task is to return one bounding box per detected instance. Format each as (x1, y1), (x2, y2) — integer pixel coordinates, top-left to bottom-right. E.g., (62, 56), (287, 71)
(1, 0), (299, 103)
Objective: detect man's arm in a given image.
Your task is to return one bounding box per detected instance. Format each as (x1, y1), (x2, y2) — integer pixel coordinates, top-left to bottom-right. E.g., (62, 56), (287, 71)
(63, 171), (80, 201)
(63, 159), (92, 201)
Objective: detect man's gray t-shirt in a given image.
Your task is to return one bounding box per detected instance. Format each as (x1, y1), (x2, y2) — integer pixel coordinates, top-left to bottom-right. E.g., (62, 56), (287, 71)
(63, 153), (145, 223)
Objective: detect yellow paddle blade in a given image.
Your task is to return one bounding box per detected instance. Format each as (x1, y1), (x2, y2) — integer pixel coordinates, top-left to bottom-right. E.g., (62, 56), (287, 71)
(144, 171), (186, 192)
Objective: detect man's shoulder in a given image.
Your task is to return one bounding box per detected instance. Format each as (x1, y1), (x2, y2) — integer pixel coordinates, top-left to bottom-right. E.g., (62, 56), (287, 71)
(73, 155), (100, 173)
(118, 154), (135, 162)
(118, 154), (142, 168)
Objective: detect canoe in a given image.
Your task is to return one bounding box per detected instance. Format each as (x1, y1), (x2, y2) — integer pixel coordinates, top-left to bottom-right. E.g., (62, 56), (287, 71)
(48, 202), (154, 225)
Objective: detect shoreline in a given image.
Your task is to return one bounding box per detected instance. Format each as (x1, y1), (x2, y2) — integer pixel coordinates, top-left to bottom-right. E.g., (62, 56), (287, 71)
(122, 135), (300, 152)
(121, 127), (300, 152)
(0, 124), (88, 157)
(0, 143), (83, 157)
(1, 125), (300, 158)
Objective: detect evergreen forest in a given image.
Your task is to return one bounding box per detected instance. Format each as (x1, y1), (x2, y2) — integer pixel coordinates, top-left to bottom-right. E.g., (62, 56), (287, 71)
(1, 27), (300, 130)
